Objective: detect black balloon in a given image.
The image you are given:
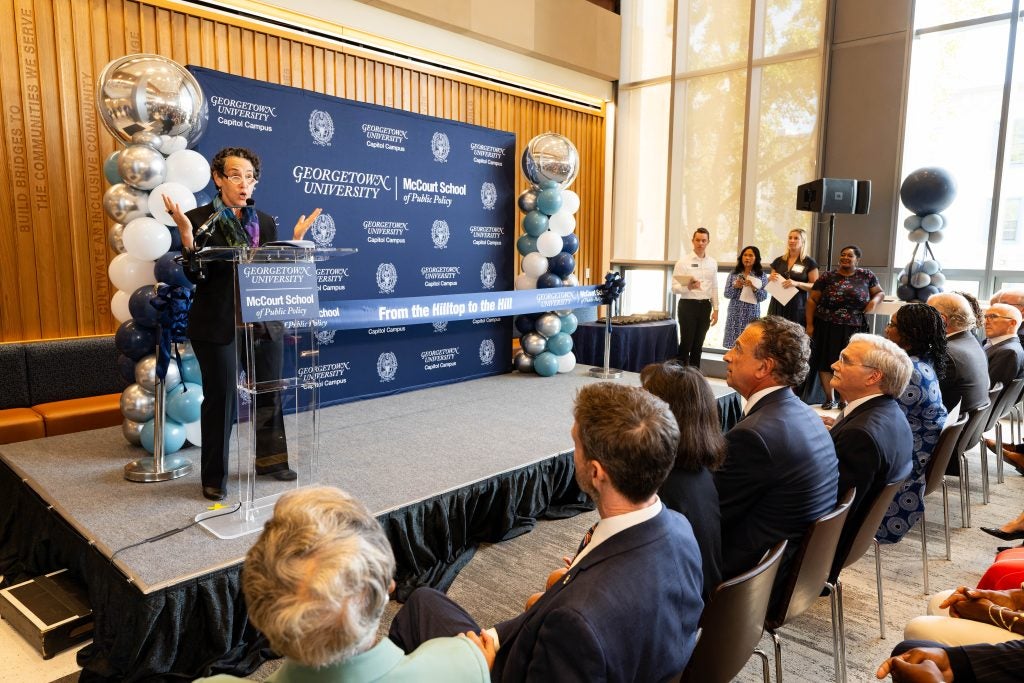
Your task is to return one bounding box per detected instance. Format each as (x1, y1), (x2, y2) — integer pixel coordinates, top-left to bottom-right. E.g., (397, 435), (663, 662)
(900, 167), (957, 216)
(561, 233), (580, 255)
(548, 252), (576, 278)
(129, 285), (161, 327)
(537, 273), (563, 288)
(167, 225), (183, 251)
(515, 314), (538, 335)
(116, 353), (137, 384)
(155, 251), (192, 288)
(115, 320), (159, 360)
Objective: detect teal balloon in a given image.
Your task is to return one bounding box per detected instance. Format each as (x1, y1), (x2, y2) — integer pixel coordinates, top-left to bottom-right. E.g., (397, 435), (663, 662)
(140, 418), (187, 454)
(534, 351), (559, 376)
(546, 332), (573, 356)
(540, 180), (560, 190)
(166, 382), (203, 423)
(517, 234), (539, 255)
(104, 151), (122, 184)
(180, 354), (202, 384)
(559, 312), (578, 334)
(522, 211), (549, 237)
(536, 188), (564, 215)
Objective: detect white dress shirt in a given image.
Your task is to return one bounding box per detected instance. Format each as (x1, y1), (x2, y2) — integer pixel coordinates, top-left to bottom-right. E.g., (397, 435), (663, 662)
(672, 251), (719, 311)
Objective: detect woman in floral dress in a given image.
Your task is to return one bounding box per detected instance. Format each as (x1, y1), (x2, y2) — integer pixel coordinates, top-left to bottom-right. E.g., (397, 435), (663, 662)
(723, 246), (768, 348)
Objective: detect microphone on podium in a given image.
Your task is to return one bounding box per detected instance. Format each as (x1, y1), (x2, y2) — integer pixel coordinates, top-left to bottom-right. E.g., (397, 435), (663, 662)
(188, 199), (256, 279)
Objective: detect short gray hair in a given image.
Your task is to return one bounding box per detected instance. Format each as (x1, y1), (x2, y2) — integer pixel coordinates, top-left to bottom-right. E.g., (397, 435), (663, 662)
(928, 292), (975, 331)
(243, 487), (394, 668)
(849, 333), (913, 397)
(749, 316), (811, 386)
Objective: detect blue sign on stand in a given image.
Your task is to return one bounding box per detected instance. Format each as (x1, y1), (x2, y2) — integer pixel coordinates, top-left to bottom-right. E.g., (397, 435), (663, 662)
(237, 261), (320, 323)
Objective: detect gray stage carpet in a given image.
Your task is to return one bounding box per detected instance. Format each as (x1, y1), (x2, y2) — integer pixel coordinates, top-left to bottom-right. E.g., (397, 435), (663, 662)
(0, 367), (735, 594)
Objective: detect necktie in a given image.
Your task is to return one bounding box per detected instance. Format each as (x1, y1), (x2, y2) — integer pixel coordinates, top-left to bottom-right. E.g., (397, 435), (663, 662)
(575, 522), (598, 557)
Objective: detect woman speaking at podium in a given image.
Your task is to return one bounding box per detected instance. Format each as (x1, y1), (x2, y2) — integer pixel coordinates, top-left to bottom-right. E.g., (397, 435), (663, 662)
(163, 146), (320, 501)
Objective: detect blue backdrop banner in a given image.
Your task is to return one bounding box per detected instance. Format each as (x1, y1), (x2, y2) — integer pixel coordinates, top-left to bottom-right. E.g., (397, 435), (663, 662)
(189, 67), (517, 404)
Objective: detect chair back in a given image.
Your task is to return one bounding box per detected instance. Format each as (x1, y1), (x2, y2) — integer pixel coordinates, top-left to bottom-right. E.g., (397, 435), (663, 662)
(984, 381), (1017, 432)
(680, 541), (787, 683)
(923, 414), (969, 498)
(996, 378), (1024, 424)
(765, 488), (854, 630)
(838, 479), (903, 574)
(960, 391), (997, 455)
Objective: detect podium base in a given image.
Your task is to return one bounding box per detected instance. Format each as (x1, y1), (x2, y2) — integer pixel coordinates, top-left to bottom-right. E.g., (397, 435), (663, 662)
(196, 492), (284, 539)
(588, 367), (623, 379)
(123, 456), (193, 482)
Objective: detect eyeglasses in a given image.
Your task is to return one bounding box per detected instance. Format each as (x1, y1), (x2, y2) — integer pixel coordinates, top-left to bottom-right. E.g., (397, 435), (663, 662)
(223, 174), (258, 186)
(983, 314), (1015, 321)
(837, 354), (877, 369)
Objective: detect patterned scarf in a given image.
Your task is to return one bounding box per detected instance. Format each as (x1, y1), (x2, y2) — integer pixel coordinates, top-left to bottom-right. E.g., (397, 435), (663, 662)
(212, 195), (260, 247)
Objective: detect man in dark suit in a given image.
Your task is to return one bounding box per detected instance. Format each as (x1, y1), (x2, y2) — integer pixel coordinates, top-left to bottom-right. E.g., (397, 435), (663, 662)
(716, 316), (839, 581)
(991, 287), (1024, 348)
(878, 639), (1024, 682)
(388, 382), (704, 682)
(825, 333), (913, 573)
(928, 293), (990, 413)
(983, 303), (1024, 388)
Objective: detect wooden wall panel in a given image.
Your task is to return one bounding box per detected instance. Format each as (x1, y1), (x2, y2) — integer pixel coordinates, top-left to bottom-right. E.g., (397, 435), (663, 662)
(0, 0), (605, 341)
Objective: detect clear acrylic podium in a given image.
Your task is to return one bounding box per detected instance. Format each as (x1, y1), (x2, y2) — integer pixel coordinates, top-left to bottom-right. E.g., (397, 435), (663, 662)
(191, 244), (354, 539)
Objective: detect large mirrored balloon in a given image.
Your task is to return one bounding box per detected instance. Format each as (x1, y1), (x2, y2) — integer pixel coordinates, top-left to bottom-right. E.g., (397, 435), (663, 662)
(521, 133), (579, 189)
(521, 331), (547, 356)
(108, 222), (127, 254)
(120, 383), (156, 422)
(103, 183), (150, 223)
(118, 143), (167, 190)
(97, 54), (207, 147)
(535, 313), (562, 338)
(513, 351), (534, 373)
(135, 353), (183, 392)
(131, 131), (163, 149)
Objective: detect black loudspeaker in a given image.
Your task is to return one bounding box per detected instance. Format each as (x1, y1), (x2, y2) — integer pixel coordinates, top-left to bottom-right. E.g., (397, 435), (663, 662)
(795, 178), (857, 214)
(855, 179), (871, 214)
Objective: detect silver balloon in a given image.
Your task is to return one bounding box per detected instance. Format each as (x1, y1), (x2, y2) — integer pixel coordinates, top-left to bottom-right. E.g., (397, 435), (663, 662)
(514, 351), (534, 373)
(120, 383), (156, 422)
(97, 54), (207, 147)
(135, 353), (182, 393)
(108, 222), (126, 253)
(131, 131), (164, 149)
(535, 313), (562, 338)
(521, 331), (547, 356)
(521, 133), (579, 189)
(103, 183), (150, 223)
(518, 188), (538, 213)
(118, 143), (167, 190)
(122, 417), (146, 446)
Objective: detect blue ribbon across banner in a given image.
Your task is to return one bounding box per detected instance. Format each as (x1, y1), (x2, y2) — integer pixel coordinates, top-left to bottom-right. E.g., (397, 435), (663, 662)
(319, 286), (603, 330)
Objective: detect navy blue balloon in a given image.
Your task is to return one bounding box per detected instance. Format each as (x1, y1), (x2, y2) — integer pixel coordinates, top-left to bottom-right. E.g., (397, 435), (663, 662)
(548, 252), (576, 278)
(115, 320), (159, 361)
(155, 251), (192, 288)
(900, 167), (957, 216)
(167, 225), (182, 251)
(194, 191), (212, 207)
(515, 314), (538, 335)
(916, 284), (940, 301)
(537, 273), (563, 289)
(129, 285), (161, 328)
(561, 233), (580, 255)
(896, 285), (916, 302)
(117, 353), (137, 384)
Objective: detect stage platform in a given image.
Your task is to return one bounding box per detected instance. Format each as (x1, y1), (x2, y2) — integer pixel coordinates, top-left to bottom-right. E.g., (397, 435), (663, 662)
(0, 367), (739, 681)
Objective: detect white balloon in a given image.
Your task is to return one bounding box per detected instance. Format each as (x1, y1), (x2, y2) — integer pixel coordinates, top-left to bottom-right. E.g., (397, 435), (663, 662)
(560, 189), (580, 215)
(122, 216), (172, 261)
(165, 150), (211, 193)
(563, 274), (579, 287)
(537, 231), (564, 257)
(108, 253), (156, 293)
(522, 252), (549, 278)
(111, 290), (132, 323)
(184, 419), (202, 447)
(160, 135), (188, 155)
(557, 351), (577, 373)
(908, 228), (929, 243)
(903, 215), (922, 230)
(548, 211), (576, 237)
(515, 272), (538, 290)
(148, 182), (196, 226)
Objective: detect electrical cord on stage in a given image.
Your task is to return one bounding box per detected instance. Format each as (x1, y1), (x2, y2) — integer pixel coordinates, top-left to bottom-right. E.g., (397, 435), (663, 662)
(108, 501), (242, 562)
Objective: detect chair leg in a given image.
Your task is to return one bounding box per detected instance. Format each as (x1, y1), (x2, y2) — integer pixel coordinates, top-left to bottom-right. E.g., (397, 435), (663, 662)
(832, 580), (847, 683)
(980, 442), (990, 504)
(996, 422), (1005, 485)
(771, 629), (783, 683)
(753, 649), (771, 683)
(921, 507), (929, 595)
(874, 539), (885, 639)
(959, 453), (972, 527)
(942, 480), (951, 561)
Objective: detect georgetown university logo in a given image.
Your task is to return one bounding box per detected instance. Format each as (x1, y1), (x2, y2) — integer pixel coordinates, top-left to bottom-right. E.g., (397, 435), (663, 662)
(376, 263), (398, 295)
(431, 220), (450, 249)
(309, 110), (334, 146)
(479, 339), (496, 365)
(377, 352), (398, 382)
(480, 262), (497, 290)
(314, 329), (337, 345)
(480, 182), (497, 210)
(310, 213), (336, 248)
(432, 320), (448, 333)
(431, 132), (450, 162)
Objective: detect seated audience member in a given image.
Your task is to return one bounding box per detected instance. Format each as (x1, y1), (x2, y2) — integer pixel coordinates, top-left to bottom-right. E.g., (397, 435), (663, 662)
(991, 287), (1024, 347)
(196, 487), (489, 683)
(877, 303), (949, 545)
(955, 290), (986, 345)
(878, 639), (1024, 682)
(716, 316), (839, 581)
(388, 382), (704, 683)
(901, 585), (1024, 647)
(928, 292), (990, 413)
(641, 361), (726, 597)
(983, 303), (1024, 387)
(825, 333), (913, 573)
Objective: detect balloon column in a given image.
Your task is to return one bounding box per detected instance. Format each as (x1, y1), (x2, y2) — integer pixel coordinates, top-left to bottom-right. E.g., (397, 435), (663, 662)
(512, 133), (581, 377)
(98, 54), (209, 454)
(895, 167), (957, 303)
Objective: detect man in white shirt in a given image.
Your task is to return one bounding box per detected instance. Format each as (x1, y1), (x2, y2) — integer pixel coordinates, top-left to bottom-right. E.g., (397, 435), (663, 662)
(672, 227), (720, 367)
(388, 383), (704, 683)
